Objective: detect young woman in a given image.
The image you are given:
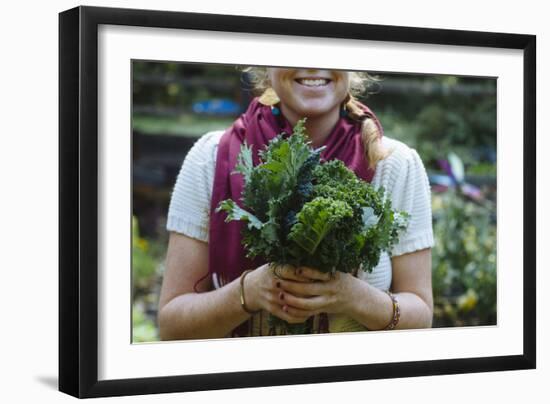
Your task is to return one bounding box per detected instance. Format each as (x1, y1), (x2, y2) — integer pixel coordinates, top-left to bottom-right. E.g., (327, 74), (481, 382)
(158, 67), (434, 340)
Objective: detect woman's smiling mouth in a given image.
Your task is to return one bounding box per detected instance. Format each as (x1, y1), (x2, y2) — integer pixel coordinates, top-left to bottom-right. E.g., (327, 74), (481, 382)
(295, 78), (332, 87)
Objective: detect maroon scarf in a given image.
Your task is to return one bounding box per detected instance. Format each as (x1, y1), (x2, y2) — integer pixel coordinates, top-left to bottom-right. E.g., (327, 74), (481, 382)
(203, 96), (383, 334)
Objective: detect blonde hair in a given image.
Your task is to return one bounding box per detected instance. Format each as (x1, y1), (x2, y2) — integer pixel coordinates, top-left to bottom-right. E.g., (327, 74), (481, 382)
(240, 67), (388, 168)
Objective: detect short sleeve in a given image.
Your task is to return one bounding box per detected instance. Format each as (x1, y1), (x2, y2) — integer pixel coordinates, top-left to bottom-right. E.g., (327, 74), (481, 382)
(166, 130), (224, 242)
(373, 138), (435, 256)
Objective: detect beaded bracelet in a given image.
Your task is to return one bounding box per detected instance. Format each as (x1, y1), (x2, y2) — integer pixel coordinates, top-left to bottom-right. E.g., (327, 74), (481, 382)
(240, 269), (261, 315)
(383, 291), (400, 330)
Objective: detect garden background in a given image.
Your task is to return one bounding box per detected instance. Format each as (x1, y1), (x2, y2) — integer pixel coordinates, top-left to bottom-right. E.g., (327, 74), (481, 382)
(131, 61), (497, 342)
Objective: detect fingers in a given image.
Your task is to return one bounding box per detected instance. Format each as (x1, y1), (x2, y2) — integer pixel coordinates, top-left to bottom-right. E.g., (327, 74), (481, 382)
(269, 302), (313, 324)
(277, 278), (329, 297)
(270, 263), (311, 283)
(264, 284), (317, 323)
(296, 266), (334, 282)
(280, 292), (329, 312)
(257, 264), (338, 323)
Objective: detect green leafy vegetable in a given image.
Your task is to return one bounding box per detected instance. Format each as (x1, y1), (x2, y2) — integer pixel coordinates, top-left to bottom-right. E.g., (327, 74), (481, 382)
(216, 118), (409, 333)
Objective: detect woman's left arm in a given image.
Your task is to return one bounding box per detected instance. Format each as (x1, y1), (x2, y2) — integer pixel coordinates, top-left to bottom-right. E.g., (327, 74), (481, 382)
(344, 248), (433, 330)
(389, 248), (433, 328)
(278, 248), (433, 330)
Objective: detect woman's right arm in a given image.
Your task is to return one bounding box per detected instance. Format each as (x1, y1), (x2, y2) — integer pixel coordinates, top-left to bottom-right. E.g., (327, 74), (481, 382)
(158, 232), (248, 340)
(158, 232), (312, 340)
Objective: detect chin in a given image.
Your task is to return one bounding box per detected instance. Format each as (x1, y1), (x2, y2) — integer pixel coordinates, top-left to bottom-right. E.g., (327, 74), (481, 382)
(300, 110), (329, 118)
(295, 103), (337, 118)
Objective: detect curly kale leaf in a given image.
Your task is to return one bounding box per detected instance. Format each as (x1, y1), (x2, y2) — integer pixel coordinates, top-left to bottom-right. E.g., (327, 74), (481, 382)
(309, 159), (410, 273)
(288, 197), (353, 256)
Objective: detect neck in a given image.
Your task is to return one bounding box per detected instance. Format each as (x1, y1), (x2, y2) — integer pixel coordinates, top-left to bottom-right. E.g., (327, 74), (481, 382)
(280, 105), (341, 148)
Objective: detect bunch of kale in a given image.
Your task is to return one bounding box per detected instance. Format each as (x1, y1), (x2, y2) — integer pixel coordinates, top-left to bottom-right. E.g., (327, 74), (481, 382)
(217, 118), (409, 333)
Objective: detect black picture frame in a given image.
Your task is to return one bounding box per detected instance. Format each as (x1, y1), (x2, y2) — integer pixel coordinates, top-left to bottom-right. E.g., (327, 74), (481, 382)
(59, 5), (536, 399)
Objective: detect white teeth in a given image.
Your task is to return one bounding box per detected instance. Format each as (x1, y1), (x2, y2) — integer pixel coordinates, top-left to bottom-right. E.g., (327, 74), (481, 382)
(297, 78), (329, 87)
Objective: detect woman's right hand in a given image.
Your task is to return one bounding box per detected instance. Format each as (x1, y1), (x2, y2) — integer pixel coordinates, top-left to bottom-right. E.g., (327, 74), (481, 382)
(244, 263), (314, 324)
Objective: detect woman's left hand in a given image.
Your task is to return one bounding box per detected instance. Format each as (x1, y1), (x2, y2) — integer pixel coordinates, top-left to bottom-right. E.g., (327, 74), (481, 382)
(276, 266), (359, 317)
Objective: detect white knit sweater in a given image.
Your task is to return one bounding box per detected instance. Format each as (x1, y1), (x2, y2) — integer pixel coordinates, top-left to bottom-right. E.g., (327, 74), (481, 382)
(167, 130), (434, 295)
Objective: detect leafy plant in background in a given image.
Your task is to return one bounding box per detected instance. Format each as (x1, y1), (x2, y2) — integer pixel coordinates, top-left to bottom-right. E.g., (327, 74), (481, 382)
(431, 154), (496, 327)
(370, 75), (496, 172)
(132, 305), (158, 343)
(132, 216), (162, 342)
(132, 216), (157, 291)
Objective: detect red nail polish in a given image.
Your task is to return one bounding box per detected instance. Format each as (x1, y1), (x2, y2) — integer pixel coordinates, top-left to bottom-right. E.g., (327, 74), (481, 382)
(279, 292), (284, 300)
(297, 268), (302, 275)
(276, 281), (281, 288)
(283, 305), (288, 312)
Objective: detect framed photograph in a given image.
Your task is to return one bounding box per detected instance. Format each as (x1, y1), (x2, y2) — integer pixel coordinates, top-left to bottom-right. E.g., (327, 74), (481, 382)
(59, 5), (536, 399)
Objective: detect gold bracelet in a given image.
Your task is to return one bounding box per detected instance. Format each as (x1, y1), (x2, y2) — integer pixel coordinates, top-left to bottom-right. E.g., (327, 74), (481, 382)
(240, 269), (260, 315)
(383, 290), (400, 330)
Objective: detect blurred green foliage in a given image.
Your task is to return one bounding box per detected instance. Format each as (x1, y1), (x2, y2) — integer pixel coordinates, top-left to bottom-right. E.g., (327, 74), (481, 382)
(132, 216), (157, 290)
(132, 216), (162, 342)
(366, 74), (496, 170)
(133, 304), (158, 343)
(431, 191), (497, 327)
